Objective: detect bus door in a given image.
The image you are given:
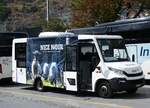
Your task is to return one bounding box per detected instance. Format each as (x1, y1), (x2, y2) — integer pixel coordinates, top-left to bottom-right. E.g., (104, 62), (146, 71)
(126, 45), (138, 62)
(64, 45), (78, 91)
(14, 43), (27, 84)
(79, 43), (99, 90)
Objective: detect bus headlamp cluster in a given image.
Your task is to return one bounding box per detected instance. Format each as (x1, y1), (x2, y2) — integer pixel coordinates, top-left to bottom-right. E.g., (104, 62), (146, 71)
(108, 67), (125, 76)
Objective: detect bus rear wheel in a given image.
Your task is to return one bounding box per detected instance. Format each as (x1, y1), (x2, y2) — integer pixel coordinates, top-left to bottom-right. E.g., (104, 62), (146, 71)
(97, 81), (113, 98)
(34, 79), (44, 91)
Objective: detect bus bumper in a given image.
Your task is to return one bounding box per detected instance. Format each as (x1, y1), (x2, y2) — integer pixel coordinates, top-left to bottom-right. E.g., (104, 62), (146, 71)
(110, 78), (145, 92)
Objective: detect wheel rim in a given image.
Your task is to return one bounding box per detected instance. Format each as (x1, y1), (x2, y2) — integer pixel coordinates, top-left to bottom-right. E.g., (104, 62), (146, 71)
(100, 85), (108, 97)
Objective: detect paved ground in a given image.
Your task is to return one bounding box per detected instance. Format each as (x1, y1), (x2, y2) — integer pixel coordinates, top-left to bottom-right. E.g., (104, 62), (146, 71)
(0, 82), (150, 108)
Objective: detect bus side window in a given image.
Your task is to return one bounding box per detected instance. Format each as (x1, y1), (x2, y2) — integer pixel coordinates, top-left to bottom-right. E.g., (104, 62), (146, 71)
(15, 43), (26, 68)
(80, 44), (100, 72)
(65, 45), (77, 71)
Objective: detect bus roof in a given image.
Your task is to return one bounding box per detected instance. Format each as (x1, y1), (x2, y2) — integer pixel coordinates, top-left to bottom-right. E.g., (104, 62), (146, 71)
(0, 32), (28, 39)
(78, 35), (123, 40)
(0, 32), (28, 45)
(68, 17), (150, 39)
(39, 32), (75, 37)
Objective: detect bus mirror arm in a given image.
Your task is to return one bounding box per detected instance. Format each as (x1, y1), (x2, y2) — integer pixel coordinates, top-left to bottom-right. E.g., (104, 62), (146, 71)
(95, 66), (101, 73)
(96, 66), (101, 70)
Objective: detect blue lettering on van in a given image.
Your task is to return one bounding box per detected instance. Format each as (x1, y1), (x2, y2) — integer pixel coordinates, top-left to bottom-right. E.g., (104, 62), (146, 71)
(140, 46), (150, 56)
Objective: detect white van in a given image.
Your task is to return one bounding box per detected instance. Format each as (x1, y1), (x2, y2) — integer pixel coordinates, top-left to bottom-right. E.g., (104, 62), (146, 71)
(12, 32), (144, 98)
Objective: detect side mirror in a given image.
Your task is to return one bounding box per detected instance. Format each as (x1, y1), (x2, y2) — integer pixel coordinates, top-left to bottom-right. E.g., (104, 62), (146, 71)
(96, 66), (101, 73)
(96, 66), (101, 70)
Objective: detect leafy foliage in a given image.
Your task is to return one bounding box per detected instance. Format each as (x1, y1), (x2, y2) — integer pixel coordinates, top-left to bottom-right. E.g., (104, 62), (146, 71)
(119, 0), (150, 19)
(1, 0), (150, 31)
(70, 0), (120, 28)
(41, 17), (68, 32)
(70, 0), (150, 28)
(0, 0), (9, 21)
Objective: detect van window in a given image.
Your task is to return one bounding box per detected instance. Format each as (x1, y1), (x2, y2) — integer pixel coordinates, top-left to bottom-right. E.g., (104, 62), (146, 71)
(15, 43), (26, 67)
(65, 46), (77, 71)
(80, 44), (100, 71)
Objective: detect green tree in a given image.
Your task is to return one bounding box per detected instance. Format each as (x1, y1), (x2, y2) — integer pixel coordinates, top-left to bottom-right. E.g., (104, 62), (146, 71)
(0, 0), (9, 21)
(70, 0), (150, 28)
(119, 0), (150, 19)
(41, 17), (68, 32)
(70, 0), (120, 28)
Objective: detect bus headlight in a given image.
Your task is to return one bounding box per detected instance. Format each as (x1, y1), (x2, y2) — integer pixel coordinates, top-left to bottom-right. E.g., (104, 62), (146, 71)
(108, 67), (125, 76)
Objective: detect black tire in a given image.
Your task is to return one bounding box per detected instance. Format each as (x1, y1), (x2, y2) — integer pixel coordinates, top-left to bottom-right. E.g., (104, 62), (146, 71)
(35, 79), (44, 91)
(145, 80), (150, 85)
(97, 81), (113, 98)
(126, 88), (137, 94)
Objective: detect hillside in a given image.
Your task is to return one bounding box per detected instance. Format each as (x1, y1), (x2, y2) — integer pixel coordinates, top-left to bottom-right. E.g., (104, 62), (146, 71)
(0, 0), (70, 32)
(0, 0), (150, 32)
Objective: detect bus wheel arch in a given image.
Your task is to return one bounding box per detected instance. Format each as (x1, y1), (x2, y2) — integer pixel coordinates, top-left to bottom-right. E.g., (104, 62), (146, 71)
(34, 77), (44, 91)
(95, 79), (113, 98)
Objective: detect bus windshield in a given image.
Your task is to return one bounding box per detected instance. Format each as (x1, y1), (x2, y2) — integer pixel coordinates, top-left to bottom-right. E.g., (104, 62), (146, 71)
(98, 39), (130, 62)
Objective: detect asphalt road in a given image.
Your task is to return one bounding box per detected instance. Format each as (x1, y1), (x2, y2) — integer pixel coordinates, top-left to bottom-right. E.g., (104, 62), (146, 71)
(0, 83), (150, 108)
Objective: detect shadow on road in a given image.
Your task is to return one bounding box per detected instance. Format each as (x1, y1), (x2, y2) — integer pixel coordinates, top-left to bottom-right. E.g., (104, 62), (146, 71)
(1, 78), (150, 100)
(21, 85), (150, 99)
(0, 78), (27, 87)
(22, 86), (97, 97)
(112, 86), (150, 100)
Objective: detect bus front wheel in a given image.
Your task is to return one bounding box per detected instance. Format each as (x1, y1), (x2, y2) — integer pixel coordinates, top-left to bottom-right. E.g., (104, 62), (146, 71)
(97, 81), (113, 98)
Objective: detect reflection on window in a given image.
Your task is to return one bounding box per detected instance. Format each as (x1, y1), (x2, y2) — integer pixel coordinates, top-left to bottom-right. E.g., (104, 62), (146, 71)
(98, 39), (130, 62)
